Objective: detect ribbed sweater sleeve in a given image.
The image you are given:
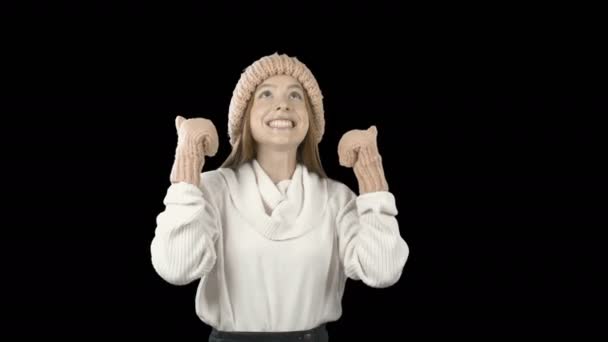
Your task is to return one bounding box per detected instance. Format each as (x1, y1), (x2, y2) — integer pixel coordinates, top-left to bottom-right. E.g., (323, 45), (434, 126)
(150, 180), (220, 285)
(336, 189), (409, 288)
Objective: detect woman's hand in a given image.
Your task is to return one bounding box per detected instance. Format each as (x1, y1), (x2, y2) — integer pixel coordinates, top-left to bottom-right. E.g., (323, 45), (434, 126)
(174, 115), (219, 158)
(338, 125), (389, 194)
(170, 115), (219, 186)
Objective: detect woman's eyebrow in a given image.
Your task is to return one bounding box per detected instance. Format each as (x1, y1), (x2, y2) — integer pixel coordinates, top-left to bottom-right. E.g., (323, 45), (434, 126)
(257, 83), (302, 91)
(258, 83), (276, 89)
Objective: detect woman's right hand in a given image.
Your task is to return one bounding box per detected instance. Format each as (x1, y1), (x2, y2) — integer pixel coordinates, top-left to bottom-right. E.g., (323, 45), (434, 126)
(174, 115), (219, 158)
(170, 115), (219, 186)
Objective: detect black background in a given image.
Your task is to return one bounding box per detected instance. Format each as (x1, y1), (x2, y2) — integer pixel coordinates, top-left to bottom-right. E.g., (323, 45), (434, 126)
(3, 2), (606, 338)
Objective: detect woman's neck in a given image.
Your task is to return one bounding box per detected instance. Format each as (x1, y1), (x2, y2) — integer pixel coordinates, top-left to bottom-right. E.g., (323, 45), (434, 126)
(255, 145), (298, 184)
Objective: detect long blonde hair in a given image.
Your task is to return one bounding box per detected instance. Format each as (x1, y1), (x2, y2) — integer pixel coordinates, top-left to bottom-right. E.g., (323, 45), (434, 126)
(220, 93), (327, 178)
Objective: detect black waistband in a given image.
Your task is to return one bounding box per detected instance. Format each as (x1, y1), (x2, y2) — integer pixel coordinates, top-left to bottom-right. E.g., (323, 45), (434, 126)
(210, 323), (327, 341)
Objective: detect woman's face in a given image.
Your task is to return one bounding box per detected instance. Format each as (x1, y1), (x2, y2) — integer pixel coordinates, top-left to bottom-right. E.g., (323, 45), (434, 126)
(249, 75), (310, 151)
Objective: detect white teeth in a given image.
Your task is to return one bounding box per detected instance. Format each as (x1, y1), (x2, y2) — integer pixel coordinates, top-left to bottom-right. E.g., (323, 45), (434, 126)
(268, 119), (294, 128)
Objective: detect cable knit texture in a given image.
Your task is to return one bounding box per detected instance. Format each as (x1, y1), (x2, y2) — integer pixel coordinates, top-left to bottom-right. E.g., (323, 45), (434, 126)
(228, 53), (325, 146)
(150, 160), (409, 332)
(338, 125), (389, 194)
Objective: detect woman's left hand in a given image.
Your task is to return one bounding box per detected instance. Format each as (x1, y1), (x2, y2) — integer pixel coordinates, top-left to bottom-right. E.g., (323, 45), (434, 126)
(338, 125), (380, 167)
(338, 125), (389, 193)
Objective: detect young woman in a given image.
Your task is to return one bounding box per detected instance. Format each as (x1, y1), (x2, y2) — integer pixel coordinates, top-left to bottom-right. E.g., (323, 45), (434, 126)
(150, 53), (409, 341)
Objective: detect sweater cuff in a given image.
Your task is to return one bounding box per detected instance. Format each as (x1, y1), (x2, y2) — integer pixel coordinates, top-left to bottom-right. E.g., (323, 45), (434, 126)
(163, 180), (208, 207)
(356, 191), (398, 216)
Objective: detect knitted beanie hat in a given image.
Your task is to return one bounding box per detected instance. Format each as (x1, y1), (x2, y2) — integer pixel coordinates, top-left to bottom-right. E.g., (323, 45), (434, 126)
(227, 53), (325, 147)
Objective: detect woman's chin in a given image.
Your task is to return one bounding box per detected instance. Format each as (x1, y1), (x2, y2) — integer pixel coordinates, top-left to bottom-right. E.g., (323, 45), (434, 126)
(257, 138), (303, 151)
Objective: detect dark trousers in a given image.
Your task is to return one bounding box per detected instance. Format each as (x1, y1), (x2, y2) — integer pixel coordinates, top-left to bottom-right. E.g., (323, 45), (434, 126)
(208, 324), (329, 342)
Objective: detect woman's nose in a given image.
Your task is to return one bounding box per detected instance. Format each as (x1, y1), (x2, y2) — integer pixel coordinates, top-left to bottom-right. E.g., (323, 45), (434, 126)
(276, 102), (290, 111)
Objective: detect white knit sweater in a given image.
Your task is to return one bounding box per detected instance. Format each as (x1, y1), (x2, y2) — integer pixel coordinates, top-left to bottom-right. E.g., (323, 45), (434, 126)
(150, 159), (409, 332)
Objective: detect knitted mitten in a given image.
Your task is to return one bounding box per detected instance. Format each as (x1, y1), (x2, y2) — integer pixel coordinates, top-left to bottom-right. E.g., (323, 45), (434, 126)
(338, 125), (389, 194)
(170, 115), (219, 186)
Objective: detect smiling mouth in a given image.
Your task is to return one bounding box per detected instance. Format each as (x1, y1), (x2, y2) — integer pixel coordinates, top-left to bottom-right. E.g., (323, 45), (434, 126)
(266, 119), (295, 129)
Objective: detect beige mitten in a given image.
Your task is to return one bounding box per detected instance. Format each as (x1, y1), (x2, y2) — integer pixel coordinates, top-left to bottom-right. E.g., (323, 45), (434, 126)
(169, 115), (219, 186)
(338, 125), (389, 194)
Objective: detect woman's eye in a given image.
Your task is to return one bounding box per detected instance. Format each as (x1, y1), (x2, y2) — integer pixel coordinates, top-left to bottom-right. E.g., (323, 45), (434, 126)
(259, 90), (272, 98)
(289, 92), (303, 100)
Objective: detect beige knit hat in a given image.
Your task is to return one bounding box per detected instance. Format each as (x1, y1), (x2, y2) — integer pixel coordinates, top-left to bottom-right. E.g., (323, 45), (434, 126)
(227, 53), (325, 147)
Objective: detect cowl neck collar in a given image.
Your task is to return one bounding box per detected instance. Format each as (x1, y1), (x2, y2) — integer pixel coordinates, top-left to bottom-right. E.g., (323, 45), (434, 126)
(251, 159), (298, 216)
(218, 160), (328, 241)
